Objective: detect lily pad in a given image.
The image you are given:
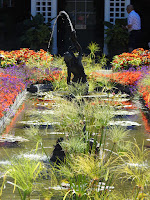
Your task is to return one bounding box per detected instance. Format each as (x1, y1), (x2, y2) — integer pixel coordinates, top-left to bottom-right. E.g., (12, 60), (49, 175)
(47, 132), (64, 135)
(112, 110), (139, 116)
(109, 120), (141, 127)
(103, 98), (130, 102)
(0, 135), (29, 147)
(18, 153), (49, 161)
(18, 120), (60, 128)
(0, 135), (28, 143)
(26, 110), (54, 115)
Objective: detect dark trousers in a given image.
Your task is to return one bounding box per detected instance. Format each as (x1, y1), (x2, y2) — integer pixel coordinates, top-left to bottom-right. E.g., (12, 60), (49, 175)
(129, 30), (141, 50)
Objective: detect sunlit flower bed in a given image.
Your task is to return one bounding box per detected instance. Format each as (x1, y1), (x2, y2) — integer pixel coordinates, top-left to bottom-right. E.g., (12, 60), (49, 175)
(1, 47), (150, 118)
(90, 65), (150, 109)
(107, 48), (150, 110)
(0, 49), (64, 119)
(139, 84), (150, 108)
(112, 48), (150, 71)
(0, 48), (53, 118)
(36, 70), (65, 83)
(0, 73), (25, 118)
(110, 69), (150, 110)
(0, 48), (53, 68)
(90, 70), (142, 88)
(137, 71), (150, 109)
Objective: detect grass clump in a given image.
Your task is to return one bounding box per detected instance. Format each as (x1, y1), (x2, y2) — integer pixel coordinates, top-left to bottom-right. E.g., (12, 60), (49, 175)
(0, 157), (44, 200)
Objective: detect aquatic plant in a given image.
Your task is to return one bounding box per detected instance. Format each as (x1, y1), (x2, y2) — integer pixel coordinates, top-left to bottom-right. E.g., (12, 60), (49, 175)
(88, 72), (115, 93)
(87, 41), (100, 61)
(60, 136), (87, 155)
(57, 154), (114, 200)
(45, 98), (85, 136)
(82, 42), (108, 73)
(107, 125), (129, 156)
(0, 157), (44, 200)
(114, 142), (150, 199)
(67, 81), (89, 96)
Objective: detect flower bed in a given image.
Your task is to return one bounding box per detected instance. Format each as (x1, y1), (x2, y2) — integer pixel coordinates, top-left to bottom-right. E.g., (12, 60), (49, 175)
(90, 70), (142, 94)
(0, 92), (26, 134)
(106, 48), (150, 110)
(1, 47), (150, 118)
(0, 72), (25, 118)
(137, 70), (150, 110)
(0, 48), (53, 68)
(111, 48), (150, 71)
(0, 49), (64, 119)
(90, 65), (150, 110)
(32, 70), (65, 83)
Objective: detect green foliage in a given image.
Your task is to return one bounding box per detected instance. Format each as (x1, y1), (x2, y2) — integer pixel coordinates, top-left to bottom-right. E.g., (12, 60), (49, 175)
(67, 82), (89, 96)
(83, 42), (108, 72)
(57, 154), (114, 200)
(48, 97), (115, 138)
(51, 55), (66, 70)
(107, 125), (129, 145)
(104, 20), (129, 58)
(104, 21), (128, 47)
(88, 74), (115, 93)
(97, 54), (108, 68)
(60, 136), (87, 155)
(52, 75), (68, 91)
(45, 98), (85, 135)
(0, 157), (44, 200)
(113, 142), (150, 198)
(87, 42), (100, 61)
(20, 14), (51, 50)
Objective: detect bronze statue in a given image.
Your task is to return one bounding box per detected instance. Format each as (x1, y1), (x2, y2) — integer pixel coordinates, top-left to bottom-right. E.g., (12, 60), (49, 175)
(64, 30), (88, 94)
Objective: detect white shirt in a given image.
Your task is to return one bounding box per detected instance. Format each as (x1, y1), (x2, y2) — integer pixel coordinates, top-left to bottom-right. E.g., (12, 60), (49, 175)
(128, 10), (141, 32)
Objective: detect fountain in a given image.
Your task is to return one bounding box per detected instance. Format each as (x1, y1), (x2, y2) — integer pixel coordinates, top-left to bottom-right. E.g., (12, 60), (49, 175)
(47, 11), (75, 52)
(49, 11), (89, 95)
(27, 11), (88, 95)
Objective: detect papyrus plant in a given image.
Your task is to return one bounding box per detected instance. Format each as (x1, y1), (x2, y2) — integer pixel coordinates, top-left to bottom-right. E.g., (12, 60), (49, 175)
(57, 154), (114, 200)
(113, 142), (150, 199)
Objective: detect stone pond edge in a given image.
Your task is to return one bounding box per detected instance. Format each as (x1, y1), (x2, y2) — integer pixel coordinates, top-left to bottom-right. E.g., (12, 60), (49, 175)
(0, 90), (27, 134)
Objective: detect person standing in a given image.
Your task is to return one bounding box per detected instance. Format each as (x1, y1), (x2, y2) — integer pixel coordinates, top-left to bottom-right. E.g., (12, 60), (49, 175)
(126, 5), (141, 52)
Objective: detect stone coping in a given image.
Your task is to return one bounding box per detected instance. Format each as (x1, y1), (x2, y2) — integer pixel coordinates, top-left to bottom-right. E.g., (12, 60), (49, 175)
(0, 90), (27, 134)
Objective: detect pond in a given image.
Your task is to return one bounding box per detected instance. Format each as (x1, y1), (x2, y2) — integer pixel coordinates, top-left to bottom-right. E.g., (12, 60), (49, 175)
(0, 88), (150, 199)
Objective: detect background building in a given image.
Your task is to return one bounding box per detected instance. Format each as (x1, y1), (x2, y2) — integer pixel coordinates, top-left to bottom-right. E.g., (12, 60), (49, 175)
(0, 0), (149, 55)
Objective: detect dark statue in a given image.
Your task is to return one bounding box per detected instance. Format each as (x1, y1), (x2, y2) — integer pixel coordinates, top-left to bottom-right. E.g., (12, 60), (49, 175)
(64, 30), (89, 94)
(50, 137), (65, 164)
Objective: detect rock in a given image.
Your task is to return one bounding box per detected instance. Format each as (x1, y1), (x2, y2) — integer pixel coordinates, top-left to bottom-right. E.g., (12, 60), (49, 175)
(27, 84), (38, 93)
(27, 83), (53, 93)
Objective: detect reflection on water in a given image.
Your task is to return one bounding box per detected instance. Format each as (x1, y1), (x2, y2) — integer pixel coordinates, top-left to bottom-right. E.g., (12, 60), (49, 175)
(0, 92), (150, 199)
